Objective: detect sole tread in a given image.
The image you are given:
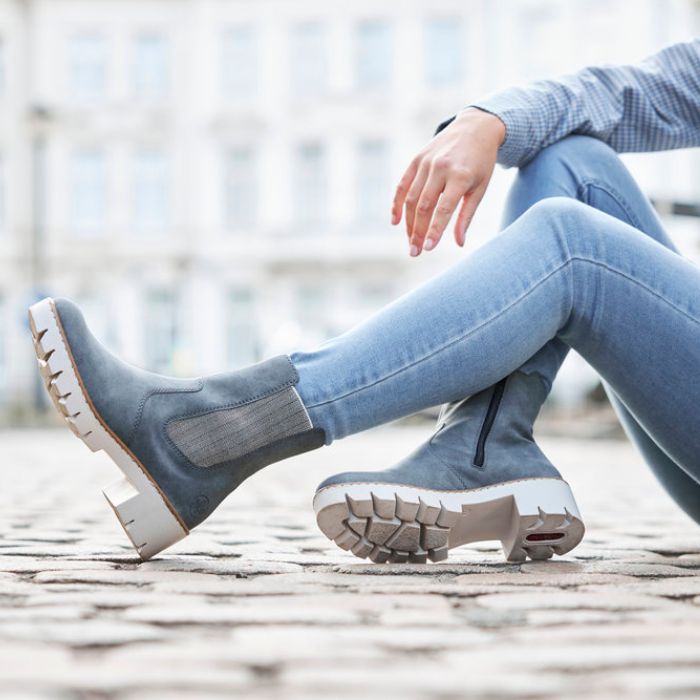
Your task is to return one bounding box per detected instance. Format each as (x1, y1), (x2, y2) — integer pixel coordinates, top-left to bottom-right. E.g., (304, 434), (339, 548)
(317, 482), (585, 565)
(325, 490), (459, 564)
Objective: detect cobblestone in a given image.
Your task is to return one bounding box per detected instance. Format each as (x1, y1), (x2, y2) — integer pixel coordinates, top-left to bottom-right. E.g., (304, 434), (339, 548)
(0, 427), (698, 699)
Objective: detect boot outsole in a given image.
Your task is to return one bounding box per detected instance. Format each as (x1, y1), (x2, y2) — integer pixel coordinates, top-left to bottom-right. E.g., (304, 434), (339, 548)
(29, 297), (188, 560)
(313, 479), (585, 563)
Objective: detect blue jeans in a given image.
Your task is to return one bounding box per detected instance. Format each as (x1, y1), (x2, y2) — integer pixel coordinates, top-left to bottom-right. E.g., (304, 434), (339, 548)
(291, 135), (700, 522)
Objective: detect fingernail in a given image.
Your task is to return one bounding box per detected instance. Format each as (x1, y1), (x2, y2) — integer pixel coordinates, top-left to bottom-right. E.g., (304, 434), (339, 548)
(424, 238), (435, 251)
(409, 244), (419, 257)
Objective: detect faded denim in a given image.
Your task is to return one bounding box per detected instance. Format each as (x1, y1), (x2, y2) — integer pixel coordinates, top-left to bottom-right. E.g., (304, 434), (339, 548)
(292, 136), (700, 523)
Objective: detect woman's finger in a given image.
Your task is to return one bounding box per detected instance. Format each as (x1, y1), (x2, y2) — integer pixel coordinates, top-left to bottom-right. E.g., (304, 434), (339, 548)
(422, 184), (468, 252)
(404, 160), (431, 241)
(410, 168), (447, 253)
(453, 185), (486, 246)
(392, 158), (420, 225)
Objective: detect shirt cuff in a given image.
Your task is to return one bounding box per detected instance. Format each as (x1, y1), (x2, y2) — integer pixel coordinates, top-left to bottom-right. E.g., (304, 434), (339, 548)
(468, 93), (534, 169)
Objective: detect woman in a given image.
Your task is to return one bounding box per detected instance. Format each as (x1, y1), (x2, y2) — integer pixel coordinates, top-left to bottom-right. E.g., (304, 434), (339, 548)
(30, 40), (700, 564)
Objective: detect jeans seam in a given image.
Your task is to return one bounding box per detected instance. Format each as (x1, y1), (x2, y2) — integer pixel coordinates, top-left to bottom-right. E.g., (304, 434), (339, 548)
(305, 260), (573, 409)
(307, 253), (700, 411)
(578, 179), (646, 232)
(570, 256), (700, 328)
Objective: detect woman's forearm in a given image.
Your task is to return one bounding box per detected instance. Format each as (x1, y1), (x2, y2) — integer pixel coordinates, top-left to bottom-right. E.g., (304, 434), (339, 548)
(440, 40), (700, 169)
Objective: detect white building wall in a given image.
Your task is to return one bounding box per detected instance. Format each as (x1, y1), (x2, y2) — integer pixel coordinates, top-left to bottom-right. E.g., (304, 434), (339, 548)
(0, 0), (698, 417)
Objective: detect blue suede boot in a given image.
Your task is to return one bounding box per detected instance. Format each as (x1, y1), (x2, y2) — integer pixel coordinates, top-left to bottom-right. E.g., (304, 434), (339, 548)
(314, 369), (584, 563)
(29, 297), (325, 560)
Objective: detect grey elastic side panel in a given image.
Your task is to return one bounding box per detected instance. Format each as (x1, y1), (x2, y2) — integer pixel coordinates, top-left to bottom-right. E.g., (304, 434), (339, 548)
(167, 387), (313, 468)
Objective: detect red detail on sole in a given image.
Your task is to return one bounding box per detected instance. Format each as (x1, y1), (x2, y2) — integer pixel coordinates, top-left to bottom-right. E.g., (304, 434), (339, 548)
(525, 532), (565, 542)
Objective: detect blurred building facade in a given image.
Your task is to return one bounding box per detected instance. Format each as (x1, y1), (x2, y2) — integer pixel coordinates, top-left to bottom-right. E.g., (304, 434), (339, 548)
(1, 0), (699, 420)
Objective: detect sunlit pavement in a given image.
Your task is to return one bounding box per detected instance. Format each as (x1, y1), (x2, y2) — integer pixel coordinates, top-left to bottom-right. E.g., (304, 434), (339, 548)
(0, 426), (699, 699)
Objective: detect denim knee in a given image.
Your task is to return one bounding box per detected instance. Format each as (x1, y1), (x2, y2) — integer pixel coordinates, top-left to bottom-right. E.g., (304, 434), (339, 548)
(519, 196), (614, 267)
(522, 134), (619, 178)
(503, 136), (623, 226)
(525, 194), (589, 236)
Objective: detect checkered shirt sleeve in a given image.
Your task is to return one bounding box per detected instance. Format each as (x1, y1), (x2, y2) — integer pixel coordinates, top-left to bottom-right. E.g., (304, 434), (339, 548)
(452, 40), (700, 169)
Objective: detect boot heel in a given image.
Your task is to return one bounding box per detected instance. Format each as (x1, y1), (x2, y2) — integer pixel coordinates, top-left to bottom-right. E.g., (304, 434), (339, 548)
(103, 476), (187, 561)
(501, 478), (585, 562)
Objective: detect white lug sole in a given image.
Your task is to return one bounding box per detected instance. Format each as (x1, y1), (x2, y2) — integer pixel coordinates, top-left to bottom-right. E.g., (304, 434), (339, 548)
(29, 297), (188, 560)
(313, 478), (585, 563)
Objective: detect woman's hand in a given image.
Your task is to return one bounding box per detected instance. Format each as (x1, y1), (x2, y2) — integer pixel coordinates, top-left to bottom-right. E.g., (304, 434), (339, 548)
(392, 108), (506, 256)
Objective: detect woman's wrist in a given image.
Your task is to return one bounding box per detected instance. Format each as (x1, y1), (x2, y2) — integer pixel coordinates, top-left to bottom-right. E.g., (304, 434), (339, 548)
(455, 107), (507, 147)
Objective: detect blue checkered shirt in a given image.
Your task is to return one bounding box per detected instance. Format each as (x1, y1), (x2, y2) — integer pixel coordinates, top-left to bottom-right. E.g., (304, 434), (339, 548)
(451, 40), (700, 169)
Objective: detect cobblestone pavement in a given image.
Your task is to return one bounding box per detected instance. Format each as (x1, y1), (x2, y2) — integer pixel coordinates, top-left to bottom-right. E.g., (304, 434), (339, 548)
(0, 426), (699, 700)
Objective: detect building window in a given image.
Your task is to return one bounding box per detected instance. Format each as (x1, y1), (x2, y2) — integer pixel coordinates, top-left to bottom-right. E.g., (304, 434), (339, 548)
(224, 147), (257, 230)
(290, 24), (326, 97)
(0, 154), (6, 232)
(425, 18), (463, 86)
(294, 143), (326, 228)
(359, 284), (392, 312)
(296, 284), (330, 343)
(132, 148), (168, 233)
(517, 3), (566, 77)
(227, 288), (259, 368)
(355, 20), (391, 89)
(0, 38), (6, 97)
(222, 27), (257, 99)
(132, 33), (169, 100)
(0, 293), (6, 403)
(144, 289), (178, 373)
(69, 34), (107, 101)
(356, 140), (389, 224)
(70, 149), (108, 234)
(0, 302), (4, 370)
(76, 293), (114, 349)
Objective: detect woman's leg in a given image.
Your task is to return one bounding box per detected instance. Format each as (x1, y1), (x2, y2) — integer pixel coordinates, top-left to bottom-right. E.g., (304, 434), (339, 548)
(32, 190), (700, 561)
(294, 196), (700, 475)
(502, 135), (700, 522)
(366, 135), (655, 507)
(336, 134), (700, 552)
(301, 196), (700, 560)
